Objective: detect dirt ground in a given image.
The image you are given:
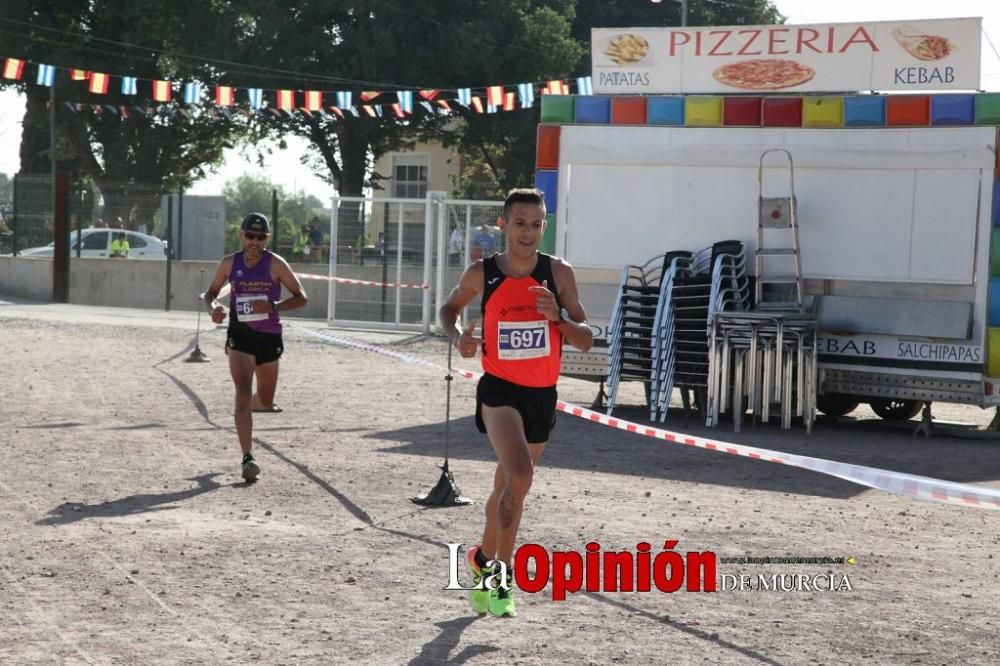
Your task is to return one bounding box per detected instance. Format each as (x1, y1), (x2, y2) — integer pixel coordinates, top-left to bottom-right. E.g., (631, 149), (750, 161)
(2, 298), (1000, 665)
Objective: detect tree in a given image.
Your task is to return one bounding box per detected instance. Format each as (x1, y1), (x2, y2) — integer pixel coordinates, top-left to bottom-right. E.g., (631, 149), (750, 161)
(0, 0), (248, 228)
(213, 0), (582, 242)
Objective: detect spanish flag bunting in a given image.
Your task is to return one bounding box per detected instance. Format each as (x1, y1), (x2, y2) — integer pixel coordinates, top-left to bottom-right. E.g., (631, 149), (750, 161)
(304, 90), (322, 111)
(391, 103), (405, 118)
(276, 89), (294, 110)
(330, 106), (344, 118)
(503, 91), (516, 111)
(71, 69), (89, 81)
(470, 96), (484, 114)
(359, 91), (379, 102)
(88, 72), (109, 94)
(363, 104), (377, 117)
(152, 80), (171, 102)
(419, 89), (440, 100)
(3, 58), (24, 80)
(486, 85), (504, 107)
(215, 85), (234, 106)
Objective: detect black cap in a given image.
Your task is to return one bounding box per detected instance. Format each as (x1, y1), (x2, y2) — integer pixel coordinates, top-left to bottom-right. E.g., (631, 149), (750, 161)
(241, 213), (270, 235)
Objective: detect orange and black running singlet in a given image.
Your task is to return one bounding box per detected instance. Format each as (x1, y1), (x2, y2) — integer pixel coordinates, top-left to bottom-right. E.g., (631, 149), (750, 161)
(480, 253), (562, 388)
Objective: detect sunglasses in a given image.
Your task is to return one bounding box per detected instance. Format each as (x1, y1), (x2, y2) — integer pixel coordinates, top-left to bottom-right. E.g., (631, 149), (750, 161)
(243, 231), (269, 242)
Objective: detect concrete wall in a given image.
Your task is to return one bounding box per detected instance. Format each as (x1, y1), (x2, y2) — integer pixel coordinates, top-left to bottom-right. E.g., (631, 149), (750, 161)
(0, 256), (54, 301)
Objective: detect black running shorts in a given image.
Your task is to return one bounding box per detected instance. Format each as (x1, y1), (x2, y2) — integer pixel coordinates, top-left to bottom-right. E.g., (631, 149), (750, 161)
(475, 373), (558, 444)
(226, 324), (284, 365)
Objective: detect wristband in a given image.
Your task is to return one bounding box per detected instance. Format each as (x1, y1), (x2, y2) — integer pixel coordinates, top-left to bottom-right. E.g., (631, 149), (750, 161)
(271, 301), (279, 313)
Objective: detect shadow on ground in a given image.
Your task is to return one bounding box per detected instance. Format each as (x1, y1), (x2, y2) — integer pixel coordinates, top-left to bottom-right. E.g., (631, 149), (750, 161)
(370, 406), (1000, 502)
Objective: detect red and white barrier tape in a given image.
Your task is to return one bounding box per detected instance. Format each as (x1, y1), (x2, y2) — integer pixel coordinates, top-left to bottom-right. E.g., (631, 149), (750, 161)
(298, 273), (430, 290)
(291, 324), (1000, 511)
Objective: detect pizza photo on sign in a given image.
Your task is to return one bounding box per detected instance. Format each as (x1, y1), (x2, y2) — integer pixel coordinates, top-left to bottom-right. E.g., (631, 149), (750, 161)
(603, 33), (649, 65)
(712, 59), (815, 90)
(892, 26), (954, 61)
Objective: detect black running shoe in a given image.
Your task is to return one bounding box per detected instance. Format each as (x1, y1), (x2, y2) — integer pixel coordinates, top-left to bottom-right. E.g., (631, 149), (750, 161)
(241, 453), (261, 482)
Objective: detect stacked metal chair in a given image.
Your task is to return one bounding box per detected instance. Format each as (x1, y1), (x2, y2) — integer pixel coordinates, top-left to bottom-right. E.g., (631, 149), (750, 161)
(705, 150), (818, 433)
(647, 251), (694, 421)
(605, 253), (672, 415)
(650, 242), (749, 422)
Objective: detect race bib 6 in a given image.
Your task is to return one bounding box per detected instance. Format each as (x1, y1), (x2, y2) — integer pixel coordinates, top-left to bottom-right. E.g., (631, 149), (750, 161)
(235, 294), (269, 322)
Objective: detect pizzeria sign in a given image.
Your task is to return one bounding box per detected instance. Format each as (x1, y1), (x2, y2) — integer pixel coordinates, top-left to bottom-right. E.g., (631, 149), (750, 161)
(592, 17), (981, 95)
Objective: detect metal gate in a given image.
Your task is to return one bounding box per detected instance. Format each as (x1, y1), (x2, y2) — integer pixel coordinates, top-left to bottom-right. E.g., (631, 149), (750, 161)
(326, 194), (503, 333)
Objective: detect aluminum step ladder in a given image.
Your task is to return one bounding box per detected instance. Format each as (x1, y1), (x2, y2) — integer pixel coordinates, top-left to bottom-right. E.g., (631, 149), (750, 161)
(755, 149), (804, 313)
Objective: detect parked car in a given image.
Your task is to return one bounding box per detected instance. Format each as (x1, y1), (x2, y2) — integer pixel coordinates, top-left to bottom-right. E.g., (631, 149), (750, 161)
(18, 229), (168, 260)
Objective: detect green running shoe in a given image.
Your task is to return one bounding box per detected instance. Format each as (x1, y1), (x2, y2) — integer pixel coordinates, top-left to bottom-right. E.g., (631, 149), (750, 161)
(488, 572), (516, 618)
(467, 545), (489, 615)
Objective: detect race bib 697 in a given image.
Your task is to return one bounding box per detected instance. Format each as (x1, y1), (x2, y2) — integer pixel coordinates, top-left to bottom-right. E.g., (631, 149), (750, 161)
(497, 320), (550, 360)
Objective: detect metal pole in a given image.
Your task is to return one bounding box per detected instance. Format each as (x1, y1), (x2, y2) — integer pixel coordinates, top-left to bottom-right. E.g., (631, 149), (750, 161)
(11, 173), (17, 255)
(176, 187), (184, 261)
(681, 0), (687, 27)
(271, 189), (279, 251)
(185, 267), (210, 362)
(165, 195), (173, 311)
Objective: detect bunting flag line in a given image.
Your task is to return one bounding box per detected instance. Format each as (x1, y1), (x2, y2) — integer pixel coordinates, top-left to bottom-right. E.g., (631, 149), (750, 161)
(3, 58), (24, 80)
(88, 72), (109, 94)
(36, 64), (55, 87)
(0, 51), (593, 123)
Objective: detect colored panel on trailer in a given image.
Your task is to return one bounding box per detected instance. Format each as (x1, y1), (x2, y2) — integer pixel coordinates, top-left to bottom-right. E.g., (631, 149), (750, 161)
(990, 278), (1000, 326)
(992, 232), (1000, 276)
(931, 94), (975, 126)
(976, 93), (1000, 125)
(762, 97), (802, 127)
(684, 96), (723, 126)
(995, 180), (1000, 226)
(535, 170), (559, 214)
(802, 96), (844, 128)
(723, 96), (761, 126)
(574, 96), (611, 124)
(886, 95), (930, 126)
(540, 95), (574, 123)
(843, 96), (886, 126)
(541, 213), (556, 255)
(989, 328), (1000, 376)
(611, 97), (647, 125)
(536, 125), (560, 170)
(647, 96), (685, 125)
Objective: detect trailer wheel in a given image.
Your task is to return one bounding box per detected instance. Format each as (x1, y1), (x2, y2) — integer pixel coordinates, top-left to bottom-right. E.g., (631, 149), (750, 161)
(816, 394), (859, 417)
(868, 398), (923, 421)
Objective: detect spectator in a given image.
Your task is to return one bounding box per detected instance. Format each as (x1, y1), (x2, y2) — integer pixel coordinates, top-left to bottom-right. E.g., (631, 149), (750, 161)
(293, 225), (310, 262)
(109, 232), (130, 258)
(471, 224), (496, 261)
(355, 229), (372, 265)
(308, 217), (324, 263)
(448, 226), (464, 266)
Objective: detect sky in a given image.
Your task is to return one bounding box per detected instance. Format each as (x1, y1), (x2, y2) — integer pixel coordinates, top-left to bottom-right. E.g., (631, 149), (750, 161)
(0, 0), (998, 201)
